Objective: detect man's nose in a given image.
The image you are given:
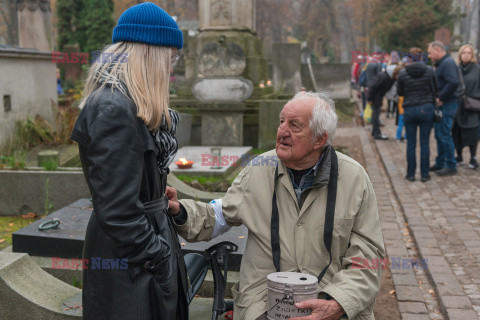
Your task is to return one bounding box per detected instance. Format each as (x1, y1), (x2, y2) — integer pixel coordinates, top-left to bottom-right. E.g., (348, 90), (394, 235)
(277, 123), (290, 137)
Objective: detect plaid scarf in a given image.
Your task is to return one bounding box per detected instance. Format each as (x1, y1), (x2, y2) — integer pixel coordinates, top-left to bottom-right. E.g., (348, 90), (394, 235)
(151, 110), (180, 174)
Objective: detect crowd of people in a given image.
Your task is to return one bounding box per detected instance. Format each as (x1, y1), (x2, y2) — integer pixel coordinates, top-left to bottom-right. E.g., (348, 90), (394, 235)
(352, 41), (480, 182)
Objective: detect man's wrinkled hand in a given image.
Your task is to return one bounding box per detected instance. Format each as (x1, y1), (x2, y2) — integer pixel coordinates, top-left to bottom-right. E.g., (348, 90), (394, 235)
(436, 98), (443, 106)
(289, 299), (344, 320)
(165, 186), (180, 216)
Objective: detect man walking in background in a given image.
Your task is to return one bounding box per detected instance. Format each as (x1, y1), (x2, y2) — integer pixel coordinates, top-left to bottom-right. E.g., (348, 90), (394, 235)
(427, 41), (460, 176)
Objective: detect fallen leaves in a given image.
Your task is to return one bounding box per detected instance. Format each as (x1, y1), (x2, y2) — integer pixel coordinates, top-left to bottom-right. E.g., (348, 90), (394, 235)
(238, 236), (246, 239)
(8, 223), (13, 227)
(389, 290), (396, 295)
(21, 212), (38, 219)
(0, 239), (5, 243)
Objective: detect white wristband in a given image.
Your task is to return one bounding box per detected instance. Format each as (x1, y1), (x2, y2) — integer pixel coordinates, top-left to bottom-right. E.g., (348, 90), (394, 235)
(210, 199), (232, 239)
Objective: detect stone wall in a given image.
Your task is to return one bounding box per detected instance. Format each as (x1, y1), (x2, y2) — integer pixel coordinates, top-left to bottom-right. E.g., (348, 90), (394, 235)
(0, 170), (223, 216)
(301, 63), (351, 99)
(0, 171), (90, 216)
(0, 47), (57, 151)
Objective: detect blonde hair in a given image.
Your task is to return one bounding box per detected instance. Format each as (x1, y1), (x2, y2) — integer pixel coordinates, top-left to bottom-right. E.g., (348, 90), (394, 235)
(457, 44), (477, 64)
(79, 42), (173, 130)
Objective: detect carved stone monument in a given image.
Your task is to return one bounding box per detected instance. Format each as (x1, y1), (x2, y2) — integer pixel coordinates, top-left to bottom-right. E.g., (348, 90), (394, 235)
(193, 38), (253, 146)
(185, 0), (267, 89)
(199, 0), (255, 31)
(16, 0), (53, 51)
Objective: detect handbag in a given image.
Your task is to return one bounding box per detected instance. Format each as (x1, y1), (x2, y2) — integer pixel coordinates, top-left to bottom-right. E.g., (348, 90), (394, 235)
(458, 67), (480, 112)
(428, 73), (443, 123)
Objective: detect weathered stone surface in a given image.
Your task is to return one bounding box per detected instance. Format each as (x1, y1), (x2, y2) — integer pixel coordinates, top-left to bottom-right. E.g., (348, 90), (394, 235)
(400, 314), (430, 320)
(395, 286), (424, 302)
(17, 0), (53, 51)
(272, 43), (301, 95)
(446, 308), (478, 320)
(198, 42), (246, 77)
(442, 295), (472, 309)
(392, 273), (419, 286)
(0, 171), (90, 216)
(398, 302), (428, 314)
(257, 100), (287, 149)
(192, 77), (253, 102)
(200, 107), (244, 146)
(0, 47), (57, 151)
(0, 252), (81, 319)
(199, 0), (255, 31)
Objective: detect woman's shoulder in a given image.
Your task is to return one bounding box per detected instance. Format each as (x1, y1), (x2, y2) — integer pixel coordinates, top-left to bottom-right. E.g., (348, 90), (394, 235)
(71, 86), (138, 146)
(84, 86), (136, 118)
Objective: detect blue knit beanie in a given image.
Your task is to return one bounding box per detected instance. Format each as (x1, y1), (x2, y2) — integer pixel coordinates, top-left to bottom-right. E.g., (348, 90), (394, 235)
(112, 2), (183, 49)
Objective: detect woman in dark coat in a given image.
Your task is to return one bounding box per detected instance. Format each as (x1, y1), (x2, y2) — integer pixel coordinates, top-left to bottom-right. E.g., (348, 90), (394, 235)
(70, 3), (188, 319)
(397, 48), (437, 182)
(454, 44), (480, 169)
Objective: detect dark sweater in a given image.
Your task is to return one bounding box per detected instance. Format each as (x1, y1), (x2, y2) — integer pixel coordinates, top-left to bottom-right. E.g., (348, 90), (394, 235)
(456, 63), (480, 128)
(397, 63), (437, 108)
(434, 54), (459, 103)
(367, 71), (394, 107)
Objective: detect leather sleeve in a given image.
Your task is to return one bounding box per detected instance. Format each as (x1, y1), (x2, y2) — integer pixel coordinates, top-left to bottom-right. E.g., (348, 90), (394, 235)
(85, 102), (168, 265)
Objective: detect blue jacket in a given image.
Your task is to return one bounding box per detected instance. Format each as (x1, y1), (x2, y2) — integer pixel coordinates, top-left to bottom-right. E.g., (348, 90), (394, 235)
(434, 54), (459, 103)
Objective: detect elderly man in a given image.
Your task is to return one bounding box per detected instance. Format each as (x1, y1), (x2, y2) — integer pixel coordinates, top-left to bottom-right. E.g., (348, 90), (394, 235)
(167, 92), (385, 320)
(427, 41), (460, 176)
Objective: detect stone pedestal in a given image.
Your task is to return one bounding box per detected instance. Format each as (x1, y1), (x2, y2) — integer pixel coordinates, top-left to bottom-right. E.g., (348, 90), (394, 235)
(199, 103), (246, 146)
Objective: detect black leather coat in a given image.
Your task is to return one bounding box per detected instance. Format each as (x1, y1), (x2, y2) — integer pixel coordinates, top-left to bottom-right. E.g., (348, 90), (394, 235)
(71, 86), (188, 320)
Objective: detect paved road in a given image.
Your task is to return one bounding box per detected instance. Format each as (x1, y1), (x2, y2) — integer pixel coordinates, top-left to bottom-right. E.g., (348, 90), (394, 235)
(361, 111), (480, 320)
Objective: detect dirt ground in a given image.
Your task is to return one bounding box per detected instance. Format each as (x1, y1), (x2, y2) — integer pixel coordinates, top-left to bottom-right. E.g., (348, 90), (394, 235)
(333, 123), (401, 320)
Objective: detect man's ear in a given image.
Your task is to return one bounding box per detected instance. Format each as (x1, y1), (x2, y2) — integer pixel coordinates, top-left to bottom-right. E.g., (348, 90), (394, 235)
(314, 132), (328, 150)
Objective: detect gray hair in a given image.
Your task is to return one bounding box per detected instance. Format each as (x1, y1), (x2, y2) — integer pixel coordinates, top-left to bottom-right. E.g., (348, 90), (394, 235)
(429, 40), (445, 52)
(289, 91), (338, 145)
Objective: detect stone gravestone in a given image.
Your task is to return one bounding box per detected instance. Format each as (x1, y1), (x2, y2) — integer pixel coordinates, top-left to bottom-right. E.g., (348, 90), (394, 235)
(62, 44), (83, 82)
(186, 0), (267, 89)
(16, 0), (53, 51)
(272, 43), (302, 95)
(193, 39), (253, 146)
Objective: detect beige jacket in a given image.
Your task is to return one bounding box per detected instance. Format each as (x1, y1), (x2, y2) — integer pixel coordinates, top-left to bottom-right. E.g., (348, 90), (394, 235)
(176, 149), (385, 320)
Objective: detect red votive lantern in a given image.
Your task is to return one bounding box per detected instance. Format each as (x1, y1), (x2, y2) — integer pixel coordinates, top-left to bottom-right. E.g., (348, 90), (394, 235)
(175, 158), (194, 169)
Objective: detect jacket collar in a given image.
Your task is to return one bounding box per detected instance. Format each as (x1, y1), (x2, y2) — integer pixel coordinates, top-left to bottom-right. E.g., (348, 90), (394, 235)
(277, 145), (334, 188)
(434, 53), (449, 67)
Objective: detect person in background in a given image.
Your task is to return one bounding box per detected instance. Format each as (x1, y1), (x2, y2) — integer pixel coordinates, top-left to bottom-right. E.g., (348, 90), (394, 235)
(397, 48), (437, 182)
(396, 96), (406, 142)
(427, 40), (460, 176)
(70, 3), (187, 319)
(359, 63), (368, 112)
(56, 68), (64, 95)
(367, 65), (402, 139)
(385, 51), (401, 118)
(454, 44), (480, 169)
